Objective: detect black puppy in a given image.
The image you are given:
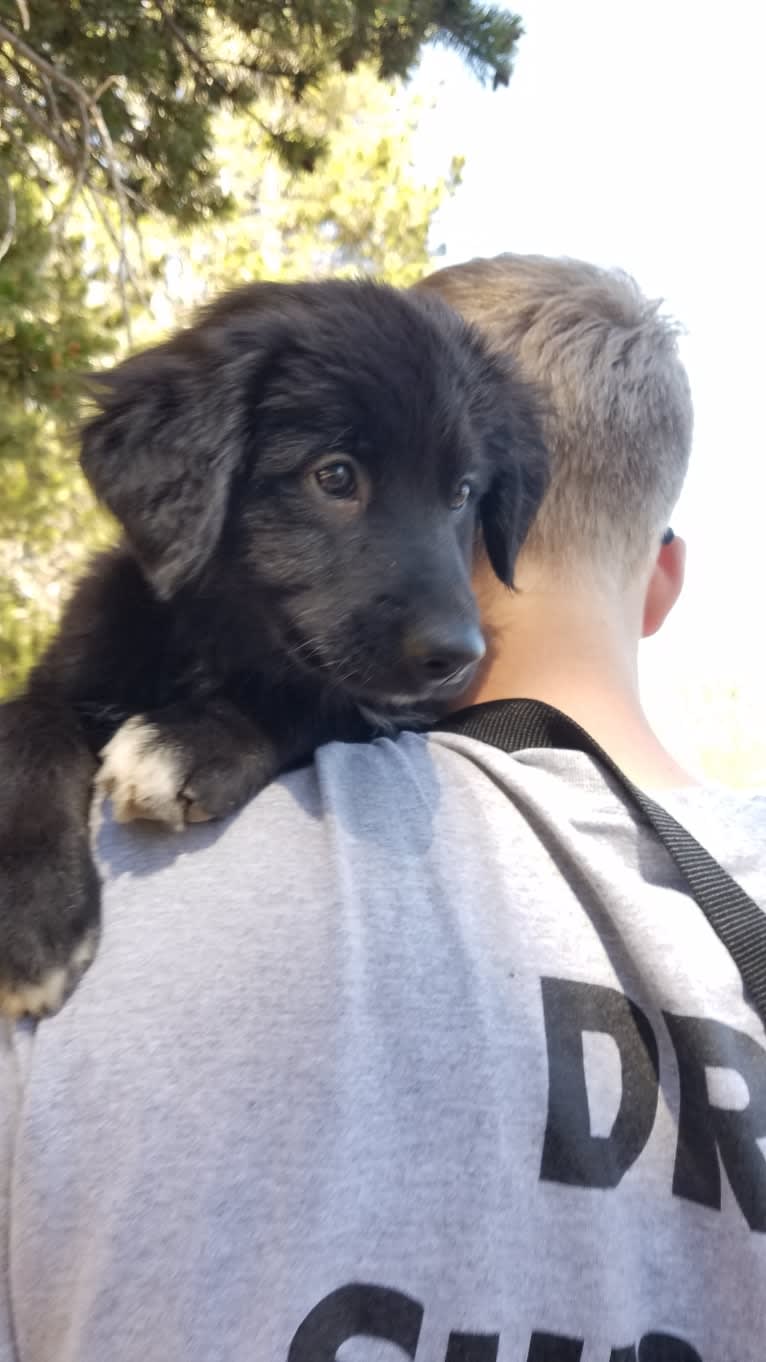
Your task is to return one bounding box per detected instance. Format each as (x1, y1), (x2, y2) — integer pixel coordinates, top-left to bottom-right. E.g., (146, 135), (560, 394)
(0, 280), (548, 1016)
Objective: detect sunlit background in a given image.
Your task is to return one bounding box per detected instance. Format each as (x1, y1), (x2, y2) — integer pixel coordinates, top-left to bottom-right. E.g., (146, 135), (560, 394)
(409, 0), (765, 785)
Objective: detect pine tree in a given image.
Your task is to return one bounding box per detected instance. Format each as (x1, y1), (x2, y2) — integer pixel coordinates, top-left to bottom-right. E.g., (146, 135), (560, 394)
(0, 173), (115, 689)
(0, 1), (522, 229)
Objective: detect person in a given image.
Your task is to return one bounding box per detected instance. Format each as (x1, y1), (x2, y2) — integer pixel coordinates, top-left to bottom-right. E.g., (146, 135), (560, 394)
(1, 255), (763, 1362)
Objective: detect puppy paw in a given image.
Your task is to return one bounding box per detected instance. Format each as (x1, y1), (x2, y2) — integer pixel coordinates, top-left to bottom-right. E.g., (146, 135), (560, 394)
(0, 930), (99, 1020)
(97, 717), (211, 829)
(0, 826), (101, 1020)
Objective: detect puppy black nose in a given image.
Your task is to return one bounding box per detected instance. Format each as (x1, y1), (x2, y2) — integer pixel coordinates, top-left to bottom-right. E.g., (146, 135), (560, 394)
(405, 622), (486, 685)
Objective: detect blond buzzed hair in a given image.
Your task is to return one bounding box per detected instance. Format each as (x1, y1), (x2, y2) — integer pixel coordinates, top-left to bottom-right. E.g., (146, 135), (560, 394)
(417, 254), (693, 575)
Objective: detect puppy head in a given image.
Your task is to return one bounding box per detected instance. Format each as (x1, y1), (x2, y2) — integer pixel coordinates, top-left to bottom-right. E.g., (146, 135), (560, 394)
(82, 281), (548, 711)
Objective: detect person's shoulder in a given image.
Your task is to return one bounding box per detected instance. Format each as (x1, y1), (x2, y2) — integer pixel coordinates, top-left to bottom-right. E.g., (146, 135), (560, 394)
(662, 782), (766, 858)
(93, 728), (443, 881)
(664, 782), (766, 830)
(93, 727), (765, 891)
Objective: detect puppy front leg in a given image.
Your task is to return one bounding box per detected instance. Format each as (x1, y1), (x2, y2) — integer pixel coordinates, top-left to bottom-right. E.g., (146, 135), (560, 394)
(0, 550), (173, 1016)
(0, 696), (101, 1017)
(97, 698), (319, 829)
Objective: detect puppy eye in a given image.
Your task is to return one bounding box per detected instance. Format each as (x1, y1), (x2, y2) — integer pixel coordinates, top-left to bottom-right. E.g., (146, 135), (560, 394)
(315, 460), (358, 499)
(450, 479), (474, 510)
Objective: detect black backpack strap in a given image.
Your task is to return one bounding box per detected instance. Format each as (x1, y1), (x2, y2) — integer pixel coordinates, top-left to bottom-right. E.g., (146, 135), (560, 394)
(434, 697), (766, 1026)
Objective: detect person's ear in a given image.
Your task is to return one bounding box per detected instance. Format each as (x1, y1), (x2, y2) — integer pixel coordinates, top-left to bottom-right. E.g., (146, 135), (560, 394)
(642, 533), (686, 638)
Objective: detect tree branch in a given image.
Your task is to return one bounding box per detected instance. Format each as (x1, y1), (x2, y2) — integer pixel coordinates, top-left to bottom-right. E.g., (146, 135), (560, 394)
(0, 177), (16, 263)
(0, 75), (78, 162)
(87, 103), (135, 340)
(0, 23), (145, 312)
(155, 3), (219, 85)
(0, 21), (94, 108)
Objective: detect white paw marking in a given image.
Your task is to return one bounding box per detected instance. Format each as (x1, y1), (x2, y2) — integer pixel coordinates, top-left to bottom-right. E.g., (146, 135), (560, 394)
(0, 928), (99, 1019)
(0, 969), (69, 1020)
(97, 718), (188, 830)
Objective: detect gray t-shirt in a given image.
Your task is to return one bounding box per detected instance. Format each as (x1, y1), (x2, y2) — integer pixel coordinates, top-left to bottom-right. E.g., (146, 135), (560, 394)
(1, 731), (765, 1362)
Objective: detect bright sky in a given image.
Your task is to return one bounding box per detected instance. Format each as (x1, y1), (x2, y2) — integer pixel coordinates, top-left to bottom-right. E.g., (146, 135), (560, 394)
(411, 0), (765, 780)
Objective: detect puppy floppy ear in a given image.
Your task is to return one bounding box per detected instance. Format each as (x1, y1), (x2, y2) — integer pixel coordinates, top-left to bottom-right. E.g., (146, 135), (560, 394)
(479, 375), (550, 586)
(81, 334), (254, 601)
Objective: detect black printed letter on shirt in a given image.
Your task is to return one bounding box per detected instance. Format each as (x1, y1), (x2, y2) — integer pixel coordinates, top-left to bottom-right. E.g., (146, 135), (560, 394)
(445, 1333), (499, 1361)
(638, 1335), (703, 1362)
(610, 1338), (703, 1362)
(540, 978), (659, 1187)
(526, 1333), (583, 1362)
(288, 1283), (423, 1360)
(664, 1012), (766, 1231)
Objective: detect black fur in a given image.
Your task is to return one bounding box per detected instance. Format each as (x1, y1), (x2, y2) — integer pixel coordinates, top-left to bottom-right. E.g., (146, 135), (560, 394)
(0, 279), (548, 1013)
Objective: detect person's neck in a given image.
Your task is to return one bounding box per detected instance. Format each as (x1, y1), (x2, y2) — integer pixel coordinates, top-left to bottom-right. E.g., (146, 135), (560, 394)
(459, 561), (697, 791)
